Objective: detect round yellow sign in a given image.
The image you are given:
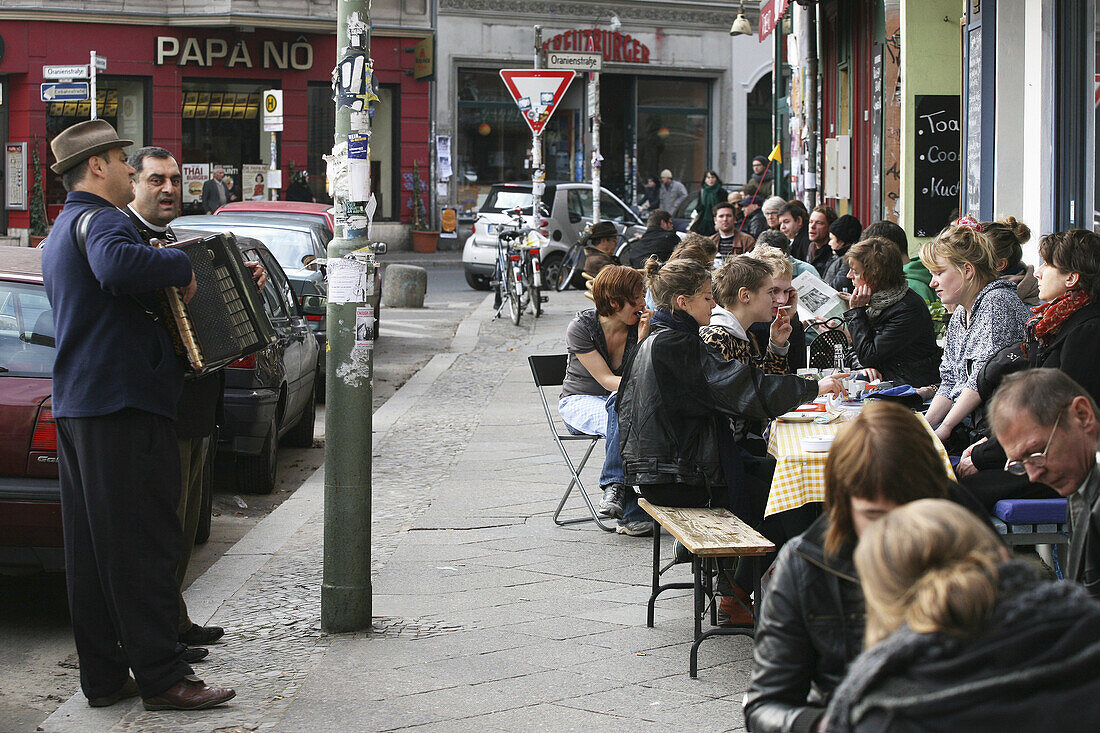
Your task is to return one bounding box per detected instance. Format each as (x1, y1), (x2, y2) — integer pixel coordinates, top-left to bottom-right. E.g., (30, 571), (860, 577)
(265, 94), (278, 113)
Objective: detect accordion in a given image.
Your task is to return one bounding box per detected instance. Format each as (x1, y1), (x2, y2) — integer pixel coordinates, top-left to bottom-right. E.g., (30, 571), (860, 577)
(154, 233), (277, 375)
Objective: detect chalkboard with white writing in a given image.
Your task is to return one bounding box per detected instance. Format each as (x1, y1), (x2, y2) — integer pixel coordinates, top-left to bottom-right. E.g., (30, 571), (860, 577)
(913, 94), (960, 238)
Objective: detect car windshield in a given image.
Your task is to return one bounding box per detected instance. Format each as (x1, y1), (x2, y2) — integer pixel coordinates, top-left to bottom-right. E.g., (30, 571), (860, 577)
(182, 224), (315, 272)
(481, 189), (535, 213)
(0, 281), (54, 377)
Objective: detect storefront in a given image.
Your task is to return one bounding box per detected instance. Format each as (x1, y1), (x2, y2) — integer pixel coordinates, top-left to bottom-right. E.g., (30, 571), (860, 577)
(436, 0), (770, 216)
(0, 19), (431, 240)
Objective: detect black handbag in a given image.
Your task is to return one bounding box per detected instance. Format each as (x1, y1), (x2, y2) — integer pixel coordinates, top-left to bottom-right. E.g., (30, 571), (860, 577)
(975, 338), (1030, 402)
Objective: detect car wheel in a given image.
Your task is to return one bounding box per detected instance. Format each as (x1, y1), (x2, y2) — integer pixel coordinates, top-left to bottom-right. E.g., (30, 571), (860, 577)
(540, 251), (564, 291)
(194, 441), (215, 545)
(238, 416), (278, 494)
(465, 269), (490, 290)
(283, 385), (316, 448)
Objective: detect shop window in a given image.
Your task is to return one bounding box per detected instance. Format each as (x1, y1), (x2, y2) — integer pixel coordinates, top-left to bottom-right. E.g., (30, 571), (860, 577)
(636, 78), (710, 196)
(45, 79), (147, 207)
(181, 81), (267, 212)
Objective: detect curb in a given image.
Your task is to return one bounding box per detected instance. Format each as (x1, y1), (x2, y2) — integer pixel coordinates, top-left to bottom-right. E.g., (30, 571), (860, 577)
(39, 292), (496, 733)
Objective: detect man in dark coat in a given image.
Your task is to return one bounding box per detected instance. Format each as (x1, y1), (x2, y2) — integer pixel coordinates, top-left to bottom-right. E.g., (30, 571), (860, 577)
(778, 202), (812, 270)
(41, 120), (235, 711)
(739, 192), (769, 240)
(990, 368), (1100, 598)
(201, 167), (229, 213)
(627, 209), (680, 268)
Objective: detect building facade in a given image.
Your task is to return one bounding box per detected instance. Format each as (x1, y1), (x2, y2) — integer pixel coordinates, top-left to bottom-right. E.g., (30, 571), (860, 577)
(434, 0), (772, 217)
(774, 0), (1097, 253)
(0, 0), (433, 244)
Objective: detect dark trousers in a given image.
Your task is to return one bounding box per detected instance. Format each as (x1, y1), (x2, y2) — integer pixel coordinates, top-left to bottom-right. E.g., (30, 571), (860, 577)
(57, 409), (192, 700)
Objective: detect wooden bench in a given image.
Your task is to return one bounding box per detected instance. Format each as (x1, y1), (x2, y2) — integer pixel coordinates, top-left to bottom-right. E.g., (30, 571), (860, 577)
(638, 498), (775, 678)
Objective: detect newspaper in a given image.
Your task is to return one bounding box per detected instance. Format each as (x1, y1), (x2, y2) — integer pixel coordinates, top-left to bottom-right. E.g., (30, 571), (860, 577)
(792, 269), (846, 323)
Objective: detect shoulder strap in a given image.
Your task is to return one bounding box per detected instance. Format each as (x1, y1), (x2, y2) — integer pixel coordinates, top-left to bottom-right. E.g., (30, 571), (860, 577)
(73, 206), (116, 259)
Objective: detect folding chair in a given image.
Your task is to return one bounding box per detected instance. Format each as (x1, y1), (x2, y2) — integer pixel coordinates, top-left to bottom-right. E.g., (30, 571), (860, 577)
(528, 354), (616, 531)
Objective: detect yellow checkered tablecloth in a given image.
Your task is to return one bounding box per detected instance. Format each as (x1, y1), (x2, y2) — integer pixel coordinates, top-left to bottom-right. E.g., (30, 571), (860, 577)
(764, 411), (954, 517)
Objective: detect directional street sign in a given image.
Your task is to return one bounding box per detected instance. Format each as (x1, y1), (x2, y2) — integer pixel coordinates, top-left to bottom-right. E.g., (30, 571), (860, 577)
(545, 51), (602, 73)
(43, 65), (89, 80)
(499, 69), (576, 136)
(40, 82), (90, 102)
(93, 55), (108, 71)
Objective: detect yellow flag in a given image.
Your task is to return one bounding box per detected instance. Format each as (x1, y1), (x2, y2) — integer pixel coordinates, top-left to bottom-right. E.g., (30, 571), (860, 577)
(767, 143), (782, 163)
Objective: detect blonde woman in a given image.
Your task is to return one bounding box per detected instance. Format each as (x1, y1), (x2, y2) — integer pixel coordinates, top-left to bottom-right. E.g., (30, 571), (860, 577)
(825, 499), (1100, 732)
(920, 219), (1030, 450)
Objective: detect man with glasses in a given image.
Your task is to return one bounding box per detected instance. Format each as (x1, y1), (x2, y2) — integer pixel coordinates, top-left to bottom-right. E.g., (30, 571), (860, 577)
(989, 368), (1100, 598)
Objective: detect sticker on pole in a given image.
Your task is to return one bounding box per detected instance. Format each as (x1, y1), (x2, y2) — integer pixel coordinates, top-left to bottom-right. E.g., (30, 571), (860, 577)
(499, 69), (576, 135)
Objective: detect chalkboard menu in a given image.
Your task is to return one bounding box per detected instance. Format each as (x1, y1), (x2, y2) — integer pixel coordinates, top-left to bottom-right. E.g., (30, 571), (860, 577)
(913, 94), (960, 237)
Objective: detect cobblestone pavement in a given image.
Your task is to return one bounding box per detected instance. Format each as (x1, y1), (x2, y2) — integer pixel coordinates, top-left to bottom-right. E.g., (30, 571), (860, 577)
(43, 290), (752, 732)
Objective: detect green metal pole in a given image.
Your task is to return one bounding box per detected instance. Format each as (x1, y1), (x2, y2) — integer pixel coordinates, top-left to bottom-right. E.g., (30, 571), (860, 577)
(322, 0), (374, 633)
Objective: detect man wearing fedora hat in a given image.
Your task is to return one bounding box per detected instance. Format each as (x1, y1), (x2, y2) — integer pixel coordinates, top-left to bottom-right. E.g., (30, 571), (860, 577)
(582, 221), (622, 278)
(41, 120), (235, 711)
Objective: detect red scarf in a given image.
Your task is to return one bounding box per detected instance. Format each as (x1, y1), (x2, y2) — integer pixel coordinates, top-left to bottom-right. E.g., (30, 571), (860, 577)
(1028, 289), (1091, 343)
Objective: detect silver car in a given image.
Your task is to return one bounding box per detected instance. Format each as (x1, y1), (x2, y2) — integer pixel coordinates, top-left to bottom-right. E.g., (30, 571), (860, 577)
(462, 182), (645, 290)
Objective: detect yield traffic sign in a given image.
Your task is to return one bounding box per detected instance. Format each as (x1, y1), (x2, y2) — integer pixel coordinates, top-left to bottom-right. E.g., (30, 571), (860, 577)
(499, 69), (576, 136)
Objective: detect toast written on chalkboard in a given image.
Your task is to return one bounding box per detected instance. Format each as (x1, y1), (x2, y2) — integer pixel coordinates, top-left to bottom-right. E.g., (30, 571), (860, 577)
(913, 94), (961, 238)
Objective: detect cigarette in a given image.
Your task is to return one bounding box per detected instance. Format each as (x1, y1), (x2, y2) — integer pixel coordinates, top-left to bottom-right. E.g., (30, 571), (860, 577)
(777, 305), (792, 311)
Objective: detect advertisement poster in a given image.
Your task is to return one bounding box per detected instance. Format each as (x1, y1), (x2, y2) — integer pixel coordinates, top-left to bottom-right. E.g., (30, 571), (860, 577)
(242, 164), (268, 201)
(181, 163), (209, 209)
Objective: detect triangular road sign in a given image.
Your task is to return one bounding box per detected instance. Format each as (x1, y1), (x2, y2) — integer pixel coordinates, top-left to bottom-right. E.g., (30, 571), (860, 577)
(499, 69), (576, 136)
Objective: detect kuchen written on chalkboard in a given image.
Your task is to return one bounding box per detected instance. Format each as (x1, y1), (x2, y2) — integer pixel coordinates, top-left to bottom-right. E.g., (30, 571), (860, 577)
(913, 94), (961, 237)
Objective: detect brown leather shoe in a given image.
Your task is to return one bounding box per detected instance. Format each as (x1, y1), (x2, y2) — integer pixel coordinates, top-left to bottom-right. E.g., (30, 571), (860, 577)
(142, 675), (235, 711)
(88, 677), (140, 707)
(717, 586), (754, 627)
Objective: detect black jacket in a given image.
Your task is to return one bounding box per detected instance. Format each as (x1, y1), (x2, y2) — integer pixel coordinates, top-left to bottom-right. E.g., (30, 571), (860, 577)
(843, 289), (940, 387)
(628, 226), (680, 268)
(743, 209), (770, 240)
(806, 242), (835, 278)
(825, 561), (1100, 733)
(618, 313), (817, 491)
(822, 245), (853, 293)
(745, 516), (864, 733)
(788, 229), (811, 263)
(971, 301), (1100, 471)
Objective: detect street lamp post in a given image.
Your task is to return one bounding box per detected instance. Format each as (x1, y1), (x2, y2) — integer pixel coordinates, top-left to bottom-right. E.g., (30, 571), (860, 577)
(322, 0), (376, 633)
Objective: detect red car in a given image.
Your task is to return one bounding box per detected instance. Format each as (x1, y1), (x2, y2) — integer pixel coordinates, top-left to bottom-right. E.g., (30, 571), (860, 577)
(214, 201), (335, 235)
(0, 247), (62, 571)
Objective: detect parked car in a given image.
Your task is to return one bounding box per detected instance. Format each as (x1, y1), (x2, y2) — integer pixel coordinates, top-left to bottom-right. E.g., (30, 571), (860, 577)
(670, 185), (742, 233)
(0, 247), (62, 571)
(461, 181), (645, 291)
(215, 200), (336, 237)
(171, 214), (345, 400)
(215, 237), (320, 494)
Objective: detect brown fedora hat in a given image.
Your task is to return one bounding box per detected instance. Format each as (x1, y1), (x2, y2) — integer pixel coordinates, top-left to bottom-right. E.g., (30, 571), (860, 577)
(50, 119), (134, 174)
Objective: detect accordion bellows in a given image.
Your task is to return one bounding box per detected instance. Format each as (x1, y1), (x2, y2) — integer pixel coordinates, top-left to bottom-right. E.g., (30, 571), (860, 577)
(157, 233), (277, 374)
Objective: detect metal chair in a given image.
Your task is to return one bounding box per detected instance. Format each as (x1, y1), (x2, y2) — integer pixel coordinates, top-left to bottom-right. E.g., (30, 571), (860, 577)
(528, 354), (616, 531)
(807, 317), (851, 371)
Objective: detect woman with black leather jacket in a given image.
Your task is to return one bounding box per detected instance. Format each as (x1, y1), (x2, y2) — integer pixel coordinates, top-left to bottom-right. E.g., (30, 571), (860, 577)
(744, 402), (983, 733)
(618, 257), (845, 620)
(839, 237), (940, 387)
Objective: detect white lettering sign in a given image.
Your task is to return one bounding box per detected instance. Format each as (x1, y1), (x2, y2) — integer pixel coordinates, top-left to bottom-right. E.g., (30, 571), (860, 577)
(155, 37), (314, 70)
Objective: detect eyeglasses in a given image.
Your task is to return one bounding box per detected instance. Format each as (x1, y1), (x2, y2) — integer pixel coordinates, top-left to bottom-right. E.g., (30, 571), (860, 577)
(1004, 407), (1066, 476)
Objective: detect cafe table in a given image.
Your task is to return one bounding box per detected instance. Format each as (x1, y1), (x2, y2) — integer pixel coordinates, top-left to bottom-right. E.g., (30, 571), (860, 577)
(764, 408), (954, 517)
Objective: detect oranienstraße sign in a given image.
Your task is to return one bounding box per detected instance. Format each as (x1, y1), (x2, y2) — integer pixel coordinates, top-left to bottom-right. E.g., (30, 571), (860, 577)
(545, 51), (602, 72)
(43, 64), (89, 80)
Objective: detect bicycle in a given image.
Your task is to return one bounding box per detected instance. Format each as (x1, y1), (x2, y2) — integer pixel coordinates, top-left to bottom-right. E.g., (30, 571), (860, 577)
(491, 208), (546, 325)
(555, 242), (586, 291)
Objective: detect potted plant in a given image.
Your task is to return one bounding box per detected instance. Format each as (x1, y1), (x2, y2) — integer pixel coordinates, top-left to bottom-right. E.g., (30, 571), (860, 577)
(29, 143), (49, 247)
(409, 160), (438, 253)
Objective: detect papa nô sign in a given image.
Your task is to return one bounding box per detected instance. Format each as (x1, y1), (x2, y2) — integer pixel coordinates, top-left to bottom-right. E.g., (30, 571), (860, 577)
(542, 29), (651, 64)
(156, 37), (314, 70)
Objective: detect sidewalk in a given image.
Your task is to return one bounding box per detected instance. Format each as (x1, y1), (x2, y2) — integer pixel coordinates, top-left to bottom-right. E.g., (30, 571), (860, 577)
(42, 289), (752, 733)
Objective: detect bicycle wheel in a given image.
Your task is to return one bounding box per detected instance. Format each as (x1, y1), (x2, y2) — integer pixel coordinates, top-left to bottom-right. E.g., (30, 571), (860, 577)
(530, 255), (543, 318)
(558, 244), (585, 291)
(506, 259), (522, 325)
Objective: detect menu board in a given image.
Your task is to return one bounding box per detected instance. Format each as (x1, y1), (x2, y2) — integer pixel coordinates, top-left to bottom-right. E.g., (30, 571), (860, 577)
(913, 94), (960, 238)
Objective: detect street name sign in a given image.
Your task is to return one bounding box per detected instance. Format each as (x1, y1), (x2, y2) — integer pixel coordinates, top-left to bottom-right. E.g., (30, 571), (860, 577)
(93, 54), (108, 71)
(499, 69), (576, 136)
(545, 51), (602, 73)
(41, 82), (90, 102)
(43, 65), (89, 80)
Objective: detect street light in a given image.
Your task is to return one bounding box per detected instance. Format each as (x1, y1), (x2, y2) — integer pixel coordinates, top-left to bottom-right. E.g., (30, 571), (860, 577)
(729, 2), (752, 37)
